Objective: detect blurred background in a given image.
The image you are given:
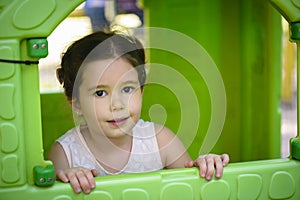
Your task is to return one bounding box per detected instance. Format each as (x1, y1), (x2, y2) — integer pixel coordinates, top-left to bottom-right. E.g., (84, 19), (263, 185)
(38, 1), (297, 161)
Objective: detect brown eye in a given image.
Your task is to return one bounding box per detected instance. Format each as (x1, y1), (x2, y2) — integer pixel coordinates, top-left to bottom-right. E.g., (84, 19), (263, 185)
(95, 90), (107, 97)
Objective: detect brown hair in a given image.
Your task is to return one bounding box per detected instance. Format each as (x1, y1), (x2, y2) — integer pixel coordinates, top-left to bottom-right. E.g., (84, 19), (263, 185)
(57, 31), (146, 102)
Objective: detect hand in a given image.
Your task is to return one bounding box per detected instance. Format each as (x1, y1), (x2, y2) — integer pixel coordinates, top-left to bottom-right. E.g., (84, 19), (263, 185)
(184, 153), (229, 181)
(56, 167), (98, 194)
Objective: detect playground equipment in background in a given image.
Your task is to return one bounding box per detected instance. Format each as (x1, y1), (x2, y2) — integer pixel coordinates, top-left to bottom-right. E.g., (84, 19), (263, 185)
(0, 0), (299, 199)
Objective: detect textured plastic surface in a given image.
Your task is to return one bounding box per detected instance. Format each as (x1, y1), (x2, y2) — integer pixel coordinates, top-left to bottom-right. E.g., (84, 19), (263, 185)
(0, 159), (299, 199)
(0, 0), (300, 199)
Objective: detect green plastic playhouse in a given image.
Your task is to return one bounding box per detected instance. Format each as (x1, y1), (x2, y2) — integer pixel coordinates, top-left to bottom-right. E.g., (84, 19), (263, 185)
(0, 0), (300, 199)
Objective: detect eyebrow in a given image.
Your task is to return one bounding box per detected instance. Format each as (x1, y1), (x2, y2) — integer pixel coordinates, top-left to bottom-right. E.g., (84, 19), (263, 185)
(122, 80), (140, 86)
(88, 80), (140, 92)
(88, 84), (108, 92)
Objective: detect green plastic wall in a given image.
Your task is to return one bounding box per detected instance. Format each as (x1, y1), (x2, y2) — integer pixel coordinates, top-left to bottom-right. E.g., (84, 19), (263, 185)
(141, 0), (282, 161)
(41, 93), (74, 157)
(1, 159), (300, 199)
(0, 0), (300, 199)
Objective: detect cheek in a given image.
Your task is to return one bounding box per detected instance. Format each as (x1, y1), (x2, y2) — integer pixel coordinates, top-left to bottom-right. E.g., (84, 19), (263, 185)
(94, 99), (110, 117)
(128, 92), (143, 113)
(81, 98), (106, 119)
(81, 101), (97, 119)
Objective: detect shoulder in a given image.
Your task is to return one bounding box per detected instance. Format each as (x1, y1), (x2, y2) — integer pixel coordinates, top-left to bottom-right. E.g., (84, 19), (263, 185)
(48, 141), (64, 158)
(57, 126), (80, 144)
(47, 141), (69, 169)
(154, 124), (177, 145)
(47, 126), (79, 160)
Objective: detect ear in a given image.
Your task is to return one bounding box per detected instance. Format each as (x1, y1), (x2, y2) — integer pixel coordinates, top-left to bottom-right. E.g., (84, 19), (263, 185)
(71, 99), (82, 115)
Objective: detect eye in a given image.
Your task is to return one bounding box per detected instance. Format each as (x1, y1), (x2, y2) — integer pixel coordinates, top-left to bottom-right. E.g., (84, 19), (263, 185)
(95, 90), (107, 97)
(122, 86), (135, 94)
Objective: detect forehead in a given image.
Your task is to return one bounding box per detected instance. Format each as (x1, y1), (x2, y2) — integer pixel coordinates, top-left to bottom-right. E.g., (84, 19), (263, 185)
(81, 58), (138, 85)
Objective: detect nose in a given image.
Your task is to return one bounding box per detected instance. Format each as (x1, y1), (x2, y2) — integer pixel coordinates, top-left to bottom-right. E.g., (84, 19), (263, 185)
(110, 92), (125, 111)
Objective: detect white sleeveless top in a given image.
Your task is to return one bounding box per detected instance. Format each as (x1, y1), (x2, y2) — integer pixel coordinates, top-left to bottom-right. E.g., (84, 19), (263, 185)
(57, 119), (163, 176)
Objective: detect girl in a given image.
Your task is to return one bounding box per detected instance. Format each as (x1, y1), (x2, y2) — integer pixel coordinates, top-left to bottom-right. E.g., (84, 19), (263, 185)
(48, 31), (229, 194)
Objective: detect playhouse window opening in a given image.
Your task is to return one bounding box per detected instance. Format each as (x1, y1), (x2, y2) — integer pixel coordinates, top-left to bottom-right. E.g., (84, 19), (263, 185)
(39, 5), (296, 160)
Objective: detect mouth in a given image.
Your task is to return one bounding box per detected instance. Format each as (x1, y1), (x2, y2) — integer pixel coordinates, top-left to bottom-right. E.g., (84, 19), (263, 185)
(107, 117), (129, 127)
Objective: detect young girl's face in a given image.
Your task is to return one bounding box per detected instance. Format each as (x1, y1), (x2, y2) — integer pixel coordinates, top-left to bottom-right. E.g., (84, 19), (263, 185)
(76, 57), (143, 139)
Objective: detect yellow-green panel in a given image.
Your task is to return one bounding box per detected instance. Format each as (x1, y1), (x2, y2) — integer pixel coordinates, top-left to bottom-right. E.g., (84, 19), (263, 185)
(142, 0), (282, 161)
(0, 159), (300, 199)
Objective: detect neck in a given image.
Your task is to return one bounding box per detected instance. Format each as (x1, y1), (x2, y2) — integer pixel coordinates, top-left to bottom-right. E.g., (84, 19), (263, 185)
(80, 124), (132, 152)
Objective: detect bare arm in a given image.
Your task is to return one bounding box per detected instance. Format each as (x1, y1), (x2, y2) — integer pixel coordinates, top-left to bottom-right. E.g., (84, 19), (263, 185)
(155, 124), (229, 180)
(155, 124), (192, 168)
(47, 142), (69, 174)
(47, 142), (98, 194)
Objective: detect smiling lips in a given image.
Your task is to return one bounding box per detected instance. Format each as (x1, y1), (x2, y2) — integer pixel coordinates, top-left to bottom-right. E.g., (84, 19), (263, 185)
(107, 117), (129, 127)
